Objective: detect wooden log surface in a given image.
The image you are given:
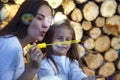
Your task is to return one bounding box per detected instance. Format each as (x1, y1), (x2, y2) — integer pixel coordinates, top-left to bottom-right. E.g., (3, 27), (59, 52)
(118, 4), (120, 15)
(62, 0), (76, 15)
(111, 37), (120, 50)
(83, 1), (99, 21)
(77, 44), (85, 58)
(82, 20), (92, 31)
(89, 27), (101, 39)
(84, 53), (104, 69)
(95, 35), (110, 53)
(104, 49), (118, 62)
(71, 8), (83, 22)
(82, 66), (95, 76)
(84, 38), (95, 50)
(95, 17), (105, 27)
(100, 0), (117, 17)
(45, 0), (63, 9)
(75, 0), (87, 4)
(98, 62), (115, 77)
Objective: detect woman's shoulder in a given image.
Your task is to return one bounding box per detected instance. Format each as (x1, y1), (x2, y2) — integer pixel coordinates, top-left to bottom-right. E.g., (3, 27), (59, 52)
(0, 35), (20, 45)
(0, 34), (22, 51)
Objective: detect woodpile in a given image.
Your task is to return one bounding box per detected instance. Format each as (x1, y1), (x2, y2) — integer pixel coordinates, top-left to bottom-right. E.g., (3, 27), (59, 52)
(0, 0), (120, 79)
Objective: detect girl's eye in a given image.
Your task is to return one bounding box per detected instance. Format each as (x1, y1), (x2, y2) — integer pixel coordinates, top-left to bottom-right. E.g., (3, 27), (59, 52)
(57, 36), (63, 41)
(66, 38), (72, 41)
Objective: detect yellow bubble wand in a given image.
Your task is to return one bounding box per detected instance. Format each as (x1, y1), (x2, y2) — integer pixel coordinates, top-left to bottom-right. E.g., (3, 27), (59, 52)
(27, 40), (80, 49)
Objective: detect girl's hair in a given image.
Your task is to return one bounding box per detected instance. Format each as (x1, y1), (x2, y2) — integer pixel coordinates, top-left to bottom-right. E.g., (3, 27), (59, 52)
(44, 20), (80, 74)
(0, 0), (53, 39)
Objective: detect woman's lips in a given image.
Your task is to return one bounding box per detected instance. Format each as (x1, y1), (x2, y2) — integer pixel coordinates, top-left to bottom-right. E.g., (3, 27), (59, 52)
(40, 31), (46, 36)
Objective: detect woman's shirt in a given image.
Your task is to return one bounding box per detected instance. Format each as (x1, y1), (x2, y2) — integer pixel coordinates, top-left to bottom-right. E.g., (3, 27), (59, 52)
(38, 55), (87, 80)
(0, 35), (24, 80)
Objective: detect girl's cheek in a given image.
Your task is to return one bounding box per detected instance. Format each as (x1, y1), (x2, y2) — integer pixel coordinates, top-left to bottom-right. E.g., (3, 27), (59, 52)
(52, 45), (60, 52)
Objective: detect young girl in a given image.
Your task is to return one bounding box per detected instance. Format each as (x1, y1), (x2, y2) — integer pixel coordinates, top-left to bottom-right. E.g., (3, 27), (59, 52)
(0, 0), (53, 80)
(38, 20), (90, 80)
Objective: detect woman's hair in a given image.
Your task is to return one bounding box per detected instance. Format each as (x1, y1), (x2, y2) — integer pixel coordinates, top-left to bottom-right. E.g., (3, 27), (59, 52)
(0, 0), (53, 39)
(44, 20), (80, 73)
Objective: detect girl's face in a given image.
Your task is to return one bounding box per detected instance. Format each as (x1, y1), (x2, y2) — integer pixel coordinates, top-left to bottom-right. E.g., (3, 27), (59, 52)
(52, 26), (72, 56)
(28, 5), (52, 41)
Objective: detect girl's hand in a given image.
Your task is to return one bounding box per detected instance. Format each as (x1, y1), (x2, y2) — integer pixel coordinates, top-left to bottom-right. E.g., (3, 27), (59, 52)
(28, 42), (43, 69)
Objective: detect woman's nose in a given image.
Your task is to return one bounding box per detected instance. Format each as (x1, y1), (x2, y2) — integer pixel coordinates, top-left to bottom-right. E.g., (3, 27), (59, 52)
(42, 19), (51, 28)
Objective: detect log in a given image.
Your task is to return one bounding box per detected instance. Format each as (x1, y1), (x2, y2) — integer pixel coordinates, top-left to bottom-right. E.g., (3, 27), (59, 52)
(0, 4), (19, 22)
(71, 8), (83, 22)
(118, 4), (120, 15)
(0, 4), (10, 21)
(112, 73), (120, 80)
(1, 0), (8, 3)
(99, 62), (115, 77)
(84, 53), (104, 69)
(82, 20), (92, 31)
(0, 22), (8, 30)
(75, 0), (87, 4)
(13, 0), (25, 4)
(103, 15), (120, 36)
(84, 38), (95, 50)
(82, 66), (95, 76)
(94, 0), (104, 3)
(111, 37), (120, 50)
(104, 49), (118, 62)
(70, 21), (83, 40)
(103, 24), (119, 36)
(117, 60), (120, 70)
(100, 0), (117, 17)
(53, 12), (67, 23)
(45, 0), (63, 9)
(95, 35), (110, 53)
(77, 44), (85, 58)
(62, 0), (76, 15)
(89, 27), (101, 39)
(95, 17), (105, 27)
(96, 78), (105, 80)
(83, 1), (99, 21)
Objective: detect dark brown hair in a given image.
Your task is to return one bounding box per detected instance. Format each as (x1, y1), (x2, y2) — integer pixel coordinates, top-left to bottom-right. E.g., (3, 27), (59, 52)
(44, 20), (80, 74)
(0, 0), (53, 39)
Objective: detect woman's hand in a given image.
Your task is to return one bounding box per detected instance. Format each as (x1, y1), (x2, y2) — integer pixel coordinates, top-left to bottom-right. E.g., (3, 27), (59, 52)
(28, 42), (43, 69)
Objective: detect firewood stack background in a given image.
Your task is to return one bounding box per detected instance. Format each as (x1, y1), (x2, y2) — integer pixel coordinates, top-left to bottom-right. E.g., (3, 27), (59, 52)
(0, 0), (120, 80)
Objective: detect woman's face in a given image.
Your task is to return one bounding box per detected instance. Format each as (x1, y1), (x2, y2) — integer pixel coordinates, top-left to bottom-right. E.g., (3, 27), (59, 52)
(52, 26), (72, 56)
(28, 5), (52, 41)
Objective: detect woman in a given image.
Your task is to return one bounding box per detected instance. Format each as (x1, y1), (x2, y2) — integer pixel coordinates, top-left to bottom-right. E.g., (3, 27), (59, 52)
(0, 0), (53, 80)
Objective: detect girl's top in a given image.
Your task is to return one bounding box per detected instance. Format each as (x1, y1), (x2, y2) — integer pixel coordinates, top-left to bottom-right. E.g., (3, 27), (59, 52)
(0, 35), (24, 80)
(38, 55), (87, 80)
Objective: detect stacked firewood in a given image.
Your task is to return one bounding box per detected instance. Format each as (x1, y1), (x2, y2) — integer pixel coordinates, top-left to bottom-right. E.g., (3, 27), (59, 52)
(0, 0), (24, 30)
(0, 0), (120, 80)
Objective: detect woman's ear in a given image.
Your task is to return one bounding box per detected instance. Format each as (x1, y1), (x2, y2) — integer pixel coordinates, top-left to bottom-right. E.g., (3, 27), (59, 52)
(21, 13), (34, 25)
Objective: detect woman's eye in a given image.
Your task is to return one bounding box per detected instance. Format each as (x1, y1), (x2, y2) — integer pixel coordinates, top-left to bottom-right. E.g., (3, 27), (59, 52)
(37, 17), (43, 20)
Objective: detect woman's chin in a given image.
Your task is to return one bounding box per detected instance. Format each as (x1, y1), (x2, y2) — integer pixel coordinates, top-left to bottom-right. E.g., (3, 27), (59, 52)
(36, 37), (44, 41)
